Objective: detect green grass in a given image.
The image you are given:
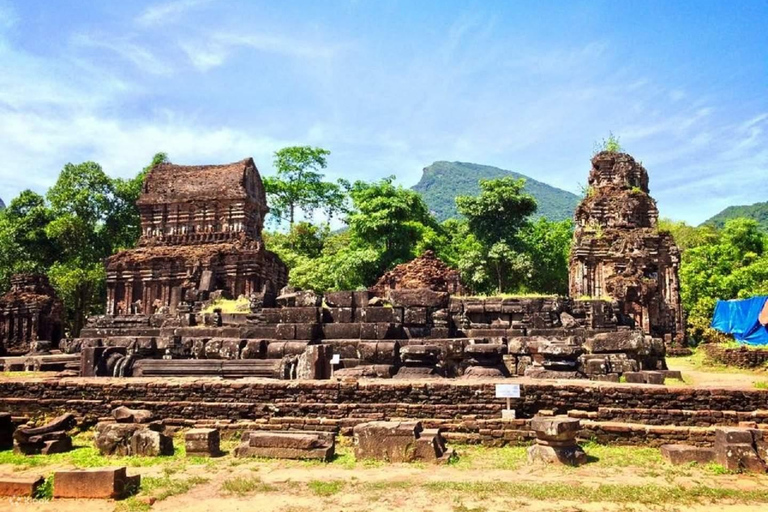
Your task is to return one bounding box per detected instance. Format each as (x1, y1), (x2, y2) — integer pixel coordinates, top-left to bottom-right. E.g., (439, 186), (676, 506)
(0, 433), (194, 469)
(221, 475), (276, 496)
(308, 479), (345, 496)
(33, 475), (54, 500)
(754, 381), (768, 389)
(141, 474), (209, 501)
(201, 297), (250, 314)
(422, 481), (768, 505)
(114, 498), (152, 512)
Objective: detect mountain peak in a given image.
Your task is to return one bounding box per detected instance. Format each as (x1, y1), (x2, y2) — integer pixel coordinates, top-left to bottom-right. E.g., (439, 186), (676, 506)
(412, 161), (579, 222)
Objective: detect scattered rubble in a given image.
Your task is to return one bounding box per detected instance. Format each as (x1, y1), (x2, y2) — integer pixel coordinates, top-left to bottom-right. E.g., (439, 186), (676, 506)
(13, 412), (75, 455)
(353, 421), (454, 463)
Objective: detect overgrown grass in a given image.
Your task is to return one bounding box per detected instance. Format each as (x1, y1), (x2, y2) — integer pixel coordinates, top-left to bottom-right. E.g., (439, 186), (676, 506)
(221, 475), (276, 496)
(423, 481), (768, 505)
(754, 381), (768, 389)
(201, 297), (250, 314)
(308, 479), (345, 496)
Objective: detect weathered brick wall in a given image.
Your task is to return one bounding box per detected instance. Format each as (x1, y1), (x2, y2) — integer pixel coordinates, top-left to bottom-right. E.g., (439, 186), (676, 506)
(0, 378), (765, 446)
(703, 344), (768, 369)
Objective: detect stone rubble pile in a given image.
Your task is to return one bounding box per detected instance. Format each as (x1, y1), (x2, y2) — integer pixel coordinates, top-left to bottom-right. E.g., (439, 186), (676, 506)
(13, 412), (75, 455)
(94, 406), (174, 457)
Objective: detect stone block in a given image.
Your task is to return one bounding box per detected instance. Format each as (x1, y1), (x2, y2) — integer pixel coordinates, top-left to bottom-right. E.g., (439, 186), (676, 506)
(353, 421), (452, 463)
(324, 291), (354, 308)
(324, 307), (353, 323)
(280, 307), (320, 324)
(403, 306), (428, 325)
(275, 323), (296, 340)
(660, 444), (715, 465)
(185, 428), (220, 457)
(527, 443), (587, 466)
(113, 406), (154, 424)
(295, 323), (322, 340)
(240, 339), (267, 359)
(94, 423), (142, 456)
(53, 467), (139, 499)
(715, 428), (755, 445)
(0, 475), (45, 497)
(530, 416), (581, 442)
(262, 308), (282, 324)
(235, 430), (334, 461)
(386, 289), (449, 308)
(361, 307), (403, 324)
(323, 323), (361, 339)
(296, 344), (329, 380)
(622, 372), (646, 384)
(352, 291), (371, 308)
(715, 443), (766, 473)
(130, 430), (174, 457)
(584, 331), (647, 353)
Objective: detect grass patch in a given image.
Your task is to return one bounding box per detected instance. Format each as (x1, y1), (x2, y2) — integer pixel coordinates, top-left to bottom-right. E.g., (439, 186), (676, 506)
(581, 442), (663, 468)
(423, 481), (768, 504)
(33, 475), (54, 500)
(0, 433), (188, 469)
(221, 475), (276, 496)
(201, 297), (250, 314)
(114, 497), (152, 512)
(141, 475), (209, 501)
(308, 479), (345, 496)
(754, 381), (768, 389)
(448, 445), (527, 470)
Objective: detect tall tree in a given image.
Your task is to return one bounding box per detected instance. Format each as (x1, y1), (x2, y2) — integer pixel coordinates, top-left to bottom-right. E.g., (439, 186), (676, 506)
(456, 177), (537, 293)
(348, 177), (443, 273)
(263, 146), (348, 226)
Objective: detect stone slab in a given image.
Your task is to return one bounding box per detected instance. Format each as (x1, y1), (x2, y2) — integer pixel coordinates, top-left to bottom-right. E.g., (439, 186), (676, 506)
(53, 467), (139, 499)
(0, 475), (44, 497)
(660, 444), (715, 465)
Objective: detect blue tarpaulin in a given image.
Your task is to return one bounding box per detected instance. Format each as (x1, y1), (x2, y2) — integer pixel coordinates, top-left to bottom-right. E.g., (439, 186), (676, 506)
(711, 296), (768, 346)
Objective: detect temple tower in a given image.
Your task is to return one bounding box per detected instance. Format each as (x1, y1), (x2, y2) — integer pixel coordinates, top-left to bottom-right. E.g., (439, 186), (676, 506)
(569, 152), (684, 343)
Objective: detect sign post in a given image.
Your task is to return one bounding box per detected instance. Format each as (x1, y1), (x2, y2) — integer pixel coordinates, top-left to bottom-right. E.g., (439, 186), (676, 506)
(330, 353), (340, 379)
(495, 383), (521, 420)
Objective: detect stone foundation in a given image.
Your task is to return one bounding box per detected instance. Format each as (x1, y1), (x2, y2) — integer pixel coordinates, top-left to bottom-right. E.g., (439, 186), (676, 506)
(702, 344), (768, 369)
(1, 378), (767, 447)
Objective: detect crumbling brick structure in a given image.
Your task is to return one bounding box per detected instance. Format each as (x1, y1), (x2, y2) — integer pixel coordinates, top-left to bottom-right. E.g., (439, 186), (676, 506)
(105, 158), (287, 315)
(0, 274), (63, 356)
(569, 152), (684, 344)
(370, 250), (462, 294)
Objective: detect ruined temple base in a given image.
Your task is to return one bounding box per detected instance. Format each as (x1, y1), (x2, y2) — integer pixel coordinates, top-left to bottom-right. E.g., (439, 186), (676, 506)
(2, 377), (768, 448)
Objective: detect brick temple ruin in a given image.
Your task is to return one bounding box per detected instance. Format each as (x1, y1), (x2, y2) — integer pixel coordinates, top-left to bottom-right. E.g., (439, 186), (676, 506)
(569, 151), (685, 344)
(0, 274), (63, 356)
(104, 158), (287, 316)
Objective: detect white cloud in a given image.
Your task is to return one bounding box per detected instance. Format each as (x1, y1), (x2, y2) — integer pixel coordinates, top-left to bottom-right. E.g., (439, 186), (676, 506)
(71, 33), (173, 76)
(135, 0), (215, 28)
(180, 31), (343, 71)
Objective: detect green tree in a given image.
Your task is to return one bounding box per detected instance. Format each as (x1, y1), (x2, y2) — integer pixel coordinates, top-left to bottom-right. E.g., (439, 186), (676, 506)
(45, 161), (117, 336)
(263, 146), (348, 226)
(106, 152), (168, 250)
(348, 177), (443, 273)
(456, 177), (537, 293)
(518, 218), (573, 295)
(680, 218), (768, 342)
(658, 218), (718, 251)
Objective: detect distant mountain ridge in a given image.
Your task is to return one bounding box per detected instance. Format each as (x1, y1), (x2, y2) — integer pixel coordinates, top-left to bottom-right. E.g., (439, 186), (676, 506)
(0, 197), (5, 209)
(703, 201), (768, 232)
(411, 161), (579, 222)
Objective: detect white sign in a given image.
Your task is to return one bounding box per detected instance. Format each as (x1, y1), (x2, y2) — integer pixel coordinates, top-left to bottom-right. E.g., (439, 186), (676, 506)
(330, 354), (341, 365)
(495, 384), (521, 399)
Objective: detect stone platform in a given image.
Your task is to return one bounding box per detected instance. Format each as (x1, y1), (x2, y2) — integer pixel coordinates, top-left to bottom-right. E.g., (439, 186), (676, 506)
(1, 376), (767, 447)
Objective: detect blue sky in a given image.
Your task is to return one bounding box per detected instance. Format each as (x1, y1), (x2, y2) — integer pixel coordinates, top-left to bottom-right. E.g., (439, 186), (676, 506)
(0, 0), (766, 224)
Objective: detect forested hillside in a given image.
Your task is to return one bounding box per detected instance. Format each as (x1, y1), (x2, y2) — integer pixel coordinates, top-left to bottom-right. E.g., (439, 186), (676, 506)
(412, 161), (580, 222)
(704, 201), (768, 232)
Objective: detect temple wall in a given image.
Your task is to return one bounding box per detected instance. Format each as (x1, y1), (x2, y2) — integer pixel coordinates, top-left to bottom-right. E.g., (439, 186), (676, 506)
(1, 378), (766, 446)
